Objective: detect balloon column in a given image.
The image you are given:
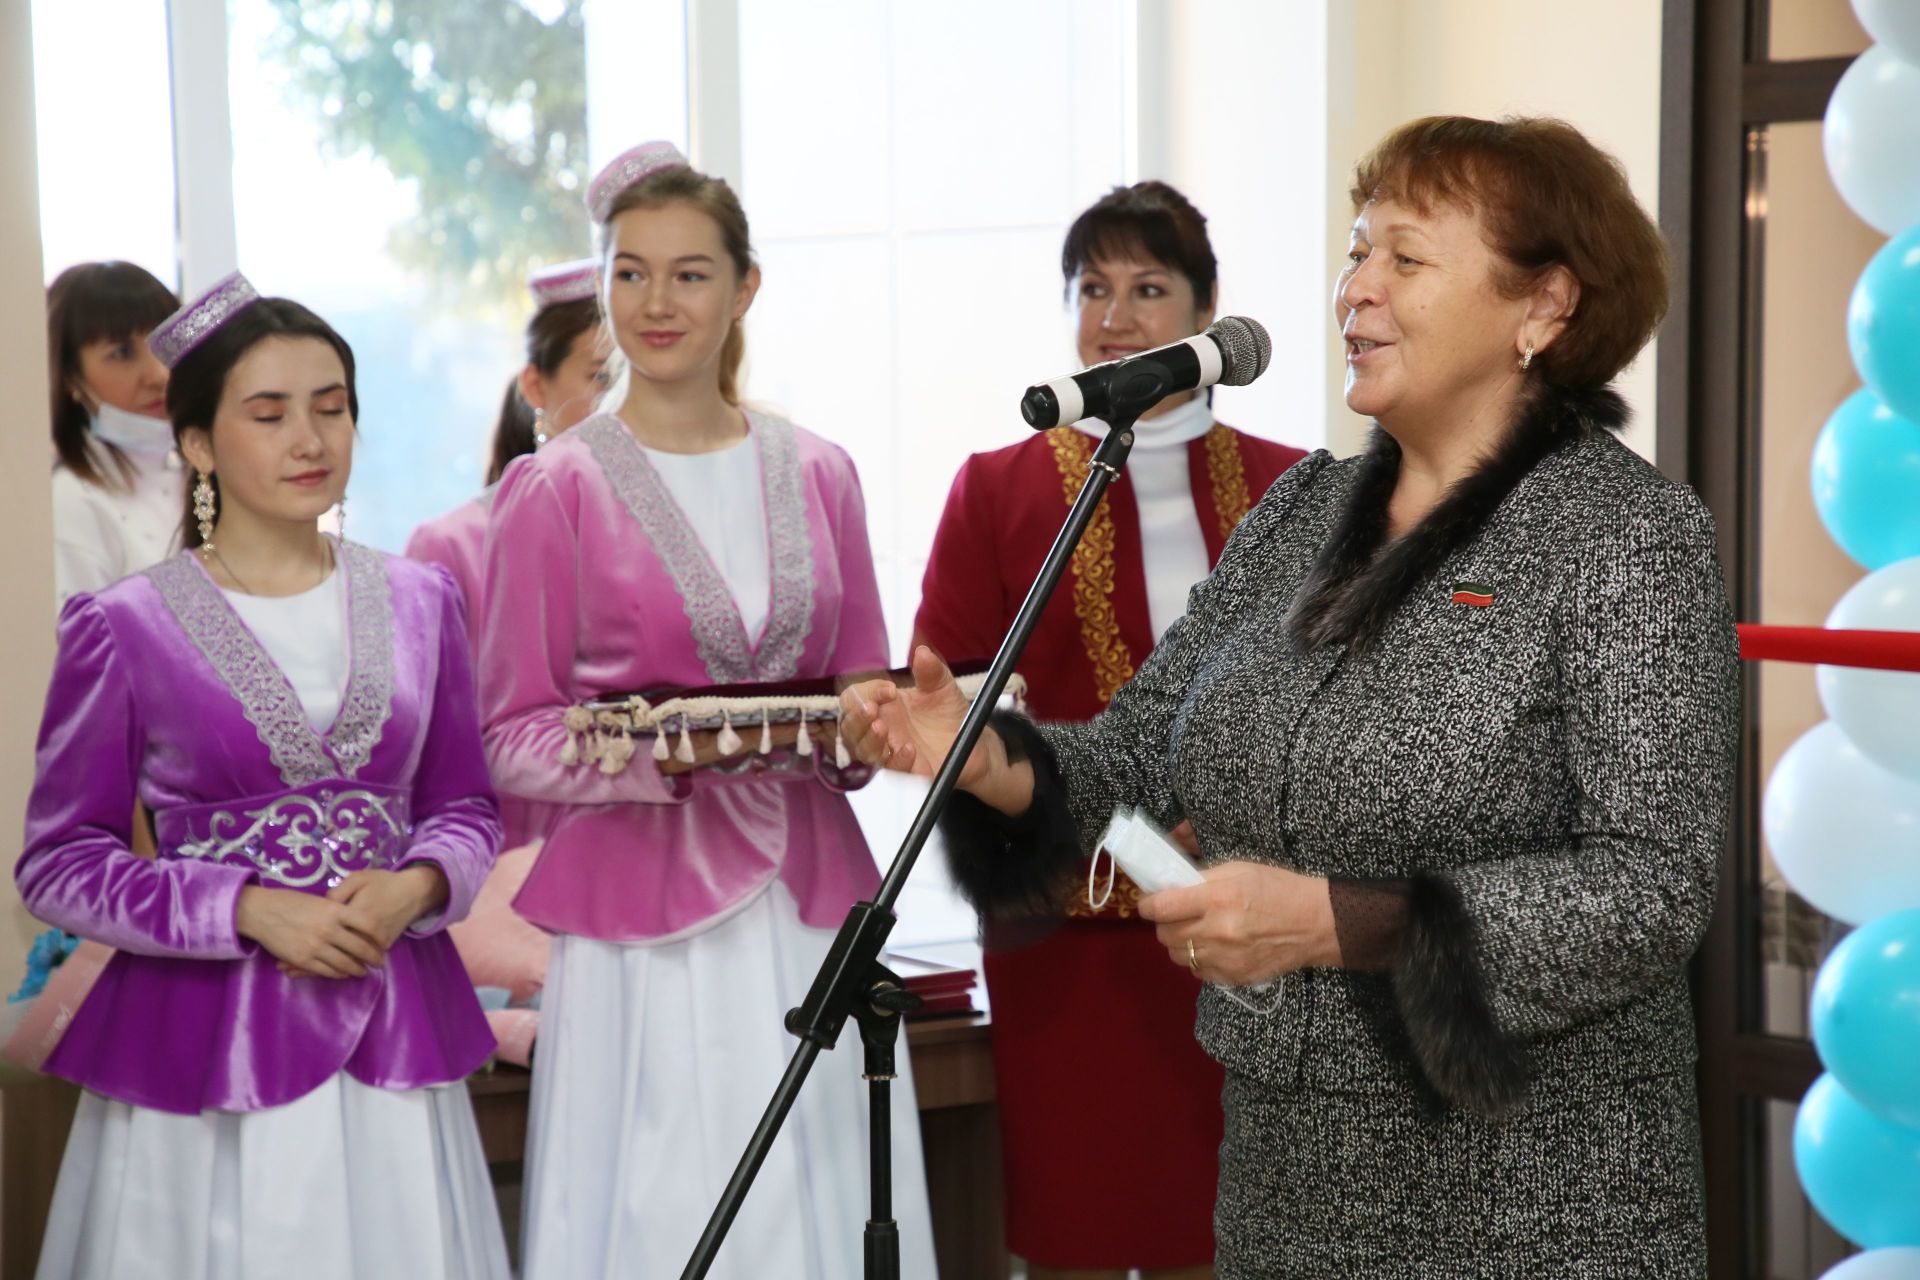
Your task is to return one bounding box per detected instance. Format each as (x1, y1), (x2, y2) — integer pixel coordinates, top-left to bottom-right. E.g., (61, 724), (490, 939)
(1776, 5), (1920, 1269)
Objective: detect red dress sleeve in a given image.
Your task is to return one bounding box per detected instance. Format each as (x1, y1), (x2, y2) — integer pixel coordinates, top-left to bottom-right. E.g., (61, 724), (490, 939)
(912, 454), (1010, 665)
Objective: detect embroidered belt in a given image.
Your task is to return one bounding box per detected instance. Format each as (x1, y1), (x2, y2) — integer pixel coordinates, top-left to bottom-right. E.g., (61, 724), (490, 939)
(155, 783), (413, 892)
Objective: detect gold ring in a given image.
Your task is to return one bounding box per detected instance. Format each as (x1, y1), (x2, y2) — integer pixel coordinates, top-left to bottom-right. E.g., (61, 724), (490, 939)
(1186, 938), (1200, 975)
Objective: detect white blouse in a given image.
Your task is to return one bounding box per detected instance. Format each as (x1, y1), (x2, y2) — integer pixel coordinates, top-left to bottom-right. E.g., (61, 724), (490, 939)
(222, 567), (350, 733)
(1079, 395), (1214, 640)
(643, 433), (772, 645)
(51, 418), (188, 609)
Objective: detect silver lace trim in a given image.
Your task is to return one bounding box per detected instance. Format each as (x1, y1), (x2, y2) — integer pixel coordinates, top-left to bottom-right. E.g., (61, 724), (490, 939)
(585, 141), (689, 223)
(173, 789), (410, 889)
(331, 540), (396, 777)
(580, 413), (816, 683)
(752, 413), (816, 682)
(145, 542), (395, 786)
(150, 272), (261, 369)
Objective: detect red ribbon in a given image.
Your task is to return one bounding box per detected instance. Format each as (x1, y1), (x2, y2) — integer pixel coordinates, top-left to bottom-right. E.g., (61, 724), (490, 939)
(1736, 625), (1920, 674)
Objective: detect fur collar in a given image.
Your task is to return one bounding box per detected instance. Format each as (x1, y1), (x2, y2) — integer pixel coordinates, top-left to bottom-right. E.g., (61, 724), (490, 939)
(1285, 385), (1630, 654)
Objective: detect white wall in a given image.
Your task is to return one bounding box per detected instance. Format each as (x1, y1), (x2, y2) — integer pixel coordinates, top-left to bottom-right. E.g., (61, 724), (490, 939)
(1325, 0), (1666, 460)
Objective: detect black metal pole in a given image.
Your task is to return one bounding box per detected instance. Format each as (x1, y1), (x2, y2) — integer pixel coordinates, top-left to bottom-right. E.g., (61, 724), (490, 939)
(679, 404), (1148, 1280)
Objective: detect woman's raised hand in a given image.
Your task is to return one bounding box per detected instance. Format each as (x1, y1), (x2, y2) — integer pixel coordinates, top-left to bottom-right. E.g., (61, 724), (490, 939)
(840, 645), (988, 785)
(842, 645), (1039, 815)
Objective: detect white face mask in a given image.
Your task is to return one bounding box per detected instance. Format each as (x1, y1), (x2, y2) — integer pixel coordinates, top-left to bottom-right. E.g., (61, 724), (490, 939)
(90, 402), (180, 466)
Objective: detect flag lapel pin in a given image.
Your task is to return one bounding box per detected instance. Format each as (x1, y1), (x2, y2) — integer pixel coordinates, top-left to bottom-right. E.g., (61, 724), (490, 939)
(1450, 581), (1495, 608)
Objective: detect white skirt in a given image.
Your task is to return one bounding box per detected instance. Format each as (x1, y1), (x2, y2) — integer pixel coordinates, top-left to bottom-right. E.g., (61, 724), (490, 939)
(37, 1072), (510, 1280)
(521, 881), (938, 1279)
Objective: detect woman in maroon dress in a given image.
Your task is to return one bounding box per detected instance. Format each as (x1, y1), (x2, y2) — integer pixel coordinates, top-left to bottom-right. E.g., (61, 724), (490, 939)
(914, 181), (1305, 1278)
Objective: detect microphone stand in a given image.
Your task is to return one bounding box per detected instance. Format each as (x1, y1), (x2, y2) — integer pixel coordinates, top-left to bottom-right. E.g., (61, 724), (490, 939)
(681, 389), (1158, 1280)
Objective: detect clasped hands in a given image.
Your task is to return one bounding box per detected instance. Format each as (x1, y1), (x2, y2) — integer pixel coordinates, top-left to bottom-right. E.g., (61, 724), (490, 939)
(236, 864), (449, 981)
(839, 646), (1343, 985)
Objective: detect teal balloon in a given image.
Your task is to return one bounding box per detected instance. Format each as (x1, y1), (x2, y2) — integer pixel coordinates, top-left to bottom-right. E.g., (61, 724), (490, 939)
(1850, 224), (1920, 425)
(1811, 389), (1920, 570)
(1813, 909), (1920, 1129)
(1795, 1073), (1920, 1248)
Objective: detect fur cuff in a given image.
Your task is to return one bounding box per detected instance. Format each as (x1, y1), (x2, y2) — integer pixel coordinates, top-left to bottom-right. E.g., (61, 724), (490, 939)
(938, 711), (1081, 918)
(1393, 871), (1531, 1118)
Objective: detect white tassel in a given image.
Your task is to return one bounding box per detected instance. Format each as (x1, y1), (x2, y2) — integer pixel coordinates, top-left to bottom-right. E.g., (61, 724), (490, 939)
(601, 734), (635, 775)
(651, 729), (672, 761)
(794, 718), (814, 757)
(716, 718), (743, 755)
(562, 705), (593, 766)
(758, 708), (773, 755)
(674, 716), (696, 764)
(834, 717), (851, 770)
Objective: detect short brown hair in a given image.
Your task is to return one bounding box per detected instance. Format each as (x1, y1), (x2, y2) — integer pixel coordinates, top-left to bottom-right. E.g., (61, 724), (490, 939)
(597, 165), (754, 406)
(1350, 116), (1669, 391)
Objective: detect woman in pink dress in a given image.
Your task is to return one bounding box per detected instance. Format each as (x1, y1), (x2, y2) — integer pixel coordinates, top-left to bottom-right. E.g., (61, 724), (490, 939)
(478, 142), (935, 1279)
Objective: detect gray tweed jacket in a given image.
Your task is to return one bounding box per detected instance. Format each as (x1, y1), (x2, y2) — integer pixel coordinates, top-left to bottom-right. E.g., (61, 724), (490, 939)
(944, 388), (1740, 1277)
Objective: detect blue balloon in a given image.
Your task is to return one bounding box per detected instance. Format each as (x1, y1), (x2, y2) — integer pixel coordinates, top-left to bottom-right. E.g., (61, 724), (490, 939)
(1851, 224), (1920, 426)
(1811, 388), (1920, 570)
(1795, 1074), (1920, 1248)
(1814, 909), (1920, 1129)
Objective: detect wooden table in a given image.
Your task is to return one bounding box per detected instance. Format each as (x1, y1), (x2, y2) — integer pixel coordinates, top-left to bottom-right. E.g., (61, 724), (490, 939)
(470, 1012), (1009, 1279)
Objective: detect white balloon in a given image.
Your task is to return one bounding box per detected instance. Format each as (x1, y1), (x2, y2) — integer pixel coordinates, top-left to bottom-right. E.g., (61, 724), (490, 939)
(1854, 0), (1920, 67)
(1821, 1247), (1920, 1280)
(1825, 46), (1920, 236)
(1820, 556), (1920, 781)
(1762, 721), (1920, 926)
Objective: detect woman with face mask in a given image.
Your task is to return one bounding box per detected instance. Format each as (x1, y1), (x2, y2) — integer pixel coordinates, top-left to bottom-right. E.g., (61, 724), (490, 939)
(21, 273), (511, 1279)
(46, 261), (184, 608)
(478, 142), (936, 1279)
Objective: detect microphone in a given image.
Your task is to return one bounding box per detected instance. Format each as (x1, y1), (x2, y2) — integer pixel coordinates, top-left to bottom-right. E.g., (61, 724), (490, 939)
(1020, 315), (1272, 430)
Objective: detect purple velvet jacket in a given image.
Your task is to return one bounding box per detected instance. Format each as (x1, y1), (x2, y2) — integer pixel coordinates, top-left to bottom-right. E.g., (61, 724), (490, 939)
(16, 542), (501, 1115)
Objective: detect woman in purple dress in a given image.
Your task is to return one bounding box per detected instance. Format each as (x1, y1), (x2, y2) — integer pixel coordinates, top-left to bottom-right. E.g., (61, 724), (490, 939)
(19, 273), (510, 1279)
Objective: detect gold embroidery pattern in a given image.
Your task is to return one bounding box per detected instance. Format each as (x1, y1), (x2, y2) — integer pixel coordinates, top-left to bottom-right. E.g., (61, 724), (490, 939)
(1047, 428), (1136, 705)
(1203, 424), (1253, 542)
(1062, 861), (1146, 919)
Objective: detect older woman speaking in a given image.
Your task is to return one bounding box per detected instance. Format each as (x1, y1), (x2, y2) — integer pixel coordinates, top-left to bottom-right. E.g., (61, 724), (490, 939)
(844, 116), (1738, 1277)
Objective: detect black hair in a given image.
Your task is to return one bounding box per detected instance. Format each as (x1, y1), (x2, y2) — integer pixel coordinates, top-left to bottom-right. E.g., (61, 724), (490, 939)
(486, 295), (601, 486)
(165, 297), (358, 550)
(1060, 180), (1218, 308)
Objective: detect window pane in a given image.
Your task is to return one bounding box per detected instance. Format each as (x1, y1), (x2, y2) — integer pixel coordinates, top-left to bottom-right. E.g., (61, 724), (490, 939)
(1761, 1097), (1857, 1279)
(227, 0), (593, 552)
(735, 0), (1132, 943)
(1768, 0), (1869, 61)
(1751, 122), (1882, 1037)
(31, 0), (178, 284)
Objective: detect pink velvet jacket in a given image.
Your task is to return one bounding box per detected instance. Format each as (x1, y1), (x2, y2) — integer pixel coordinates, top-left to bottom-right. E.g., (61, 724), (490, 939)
(406, 488), (551, 848)
(478, 411), (888, 942)
(16, 544), (501, 1114)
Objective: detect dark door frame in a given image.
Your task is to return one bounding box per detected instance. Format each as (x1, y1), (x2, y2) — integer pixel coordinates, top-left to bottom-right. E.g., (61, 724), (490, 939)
(1657, 1), (1851, 1273)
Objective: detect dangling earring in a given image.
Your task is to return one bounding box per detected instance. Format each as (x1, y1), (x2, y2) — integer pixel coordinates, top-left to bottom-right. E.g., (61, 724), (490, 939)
(335, 494), (347, 540)
(533, 407), (549, 448)
(1519, 341), (1536, 372)
(193, 471), (217, 557)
